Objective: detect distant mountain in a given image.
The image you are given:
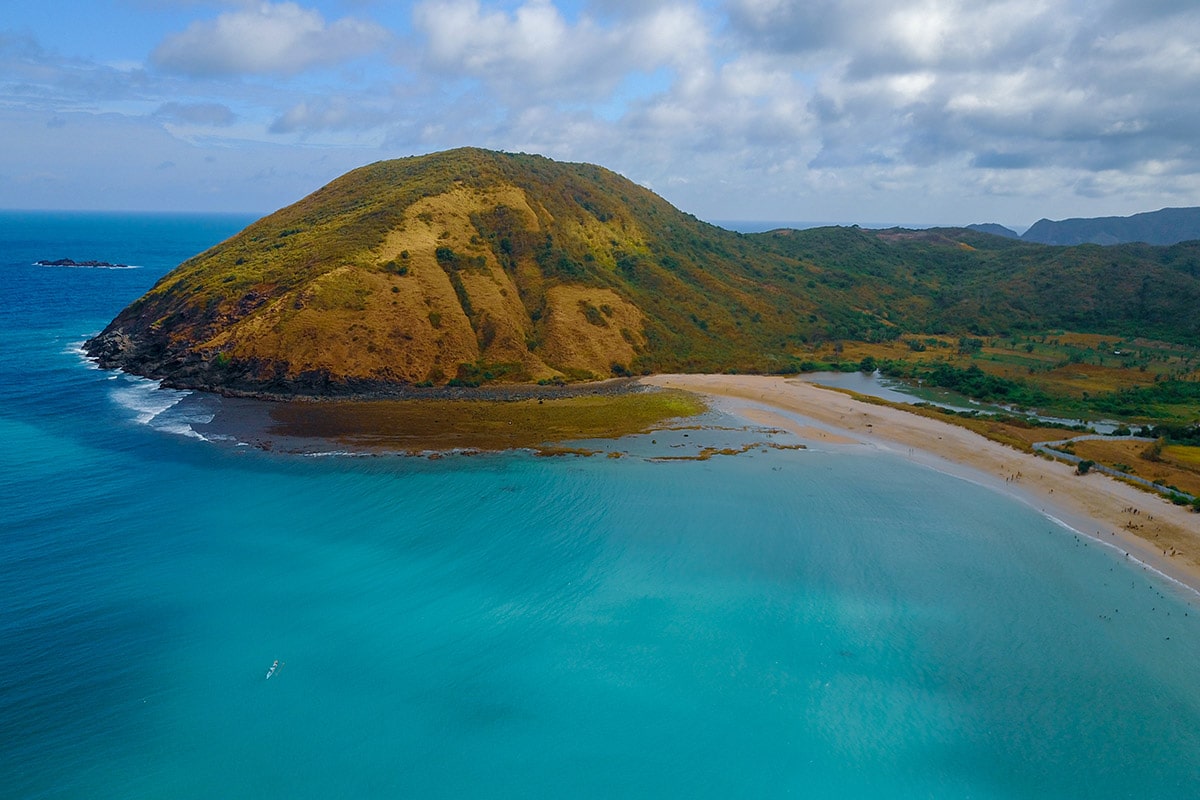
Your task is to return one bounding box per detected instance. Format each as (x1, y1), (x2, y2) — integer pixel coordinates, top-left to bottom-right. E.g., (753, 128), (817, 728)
(966, 223), (1020, 239)
(1022, 207), (1200, 246)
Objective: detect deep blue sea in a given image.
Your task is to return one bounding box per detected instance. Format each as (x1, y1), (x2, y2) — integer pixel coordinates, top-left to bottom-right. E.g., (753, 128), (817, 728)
(4, 211), (1200, 799)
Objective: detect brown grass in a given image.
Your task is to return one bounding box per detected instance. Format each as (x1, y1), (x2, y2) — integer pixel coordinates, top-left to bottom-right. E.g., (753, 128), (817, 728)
(1166, 444), (1200, 468)
(1035, 363), (1158, 396)
(1058, 439), (1200, 496)
(539, 286), (645, 378)
(198, 183), (650, 385)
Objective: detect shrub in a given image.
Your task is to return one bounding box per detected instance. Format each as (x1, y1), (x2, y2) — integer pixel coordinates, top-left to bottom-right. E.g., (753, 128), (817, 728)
(1076, 459), (1095, 475)
(580, 301), (607, 327)
(958, 337), (983, 354)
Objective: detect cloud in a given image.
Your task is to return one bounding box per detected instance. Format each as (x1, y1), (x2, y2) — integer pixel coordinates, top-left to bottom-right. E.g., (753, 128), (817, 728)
(0, 32), (154, 110)
(717, 0), (1200, 191)
(151, 2), (390, 76)
(10, 0), (1200, 225)
(269, 98), (391, 134)
(413, 0), (709, 103)
(155, 101), (236, 126)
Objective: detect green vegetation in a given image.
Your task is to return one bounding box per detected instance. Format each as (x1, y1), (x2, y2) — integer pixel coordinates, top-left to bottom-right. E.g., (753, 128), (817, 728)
(753, 227), (1200, 346)
(820, 331), (1200, 424)
(880, 361), (1052, 407)
(265, 389), (707, 454)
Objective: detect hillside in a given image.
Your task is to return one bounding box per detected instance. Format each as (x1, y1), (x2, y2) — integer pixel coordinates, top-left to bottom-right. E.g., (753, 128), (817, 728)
(1022, 207), (1200, 246)
(86, 148), (1200, 395)
(87, 148), (819, 393)
(749, 226), (1200, 345)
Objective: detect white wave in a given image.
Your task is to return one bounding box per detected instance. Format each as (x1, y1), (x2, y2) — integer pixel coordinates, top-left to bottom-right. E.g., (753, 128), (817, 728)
(151, 418), (207, 440)
(154, 405), (217, 441)
(202, 433), (241, 443)
(109, 377), (190, 425)
(67, 341), (102, 370)
(35, 261), (140, 269)
(75, 347), (226, 443)
(1039, 511), (1200, 600)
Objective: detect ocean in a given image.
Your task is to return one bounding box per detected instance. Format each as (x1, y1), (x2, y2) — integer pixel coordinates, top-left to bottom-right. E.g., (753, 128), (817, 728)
(3, 211), (1200, 799)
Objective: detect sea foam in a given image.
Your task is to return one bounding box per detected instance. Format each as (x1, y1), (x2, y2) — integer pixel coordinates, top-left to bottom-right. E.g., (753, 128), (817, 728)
(108, 376), (197, 435)
(67, 341), (101, 370)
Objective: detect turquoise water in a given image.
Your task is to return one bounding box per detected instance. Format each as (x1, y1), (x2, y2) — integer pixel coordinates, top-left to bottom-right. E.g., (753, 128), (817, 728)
(3, 212), (1200, 799)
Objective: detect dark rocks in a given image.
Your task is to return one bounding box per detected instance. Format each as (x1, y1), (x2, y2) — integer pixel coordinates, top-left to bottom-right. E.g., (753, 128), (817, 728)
(36, 257), (131, 268)
(84, 329), (137, 368)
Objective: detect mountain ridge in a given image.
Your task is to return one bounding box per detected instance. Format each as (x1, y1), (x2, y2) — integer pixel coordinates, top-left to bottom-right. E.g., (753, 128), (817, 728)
(1021, 207), (1200, 246)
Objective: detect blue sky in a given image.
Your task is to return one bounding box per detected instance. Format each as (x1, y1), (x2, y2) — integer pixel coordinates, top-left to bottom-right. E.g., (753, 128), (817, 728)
(4, 0), (1200, 229)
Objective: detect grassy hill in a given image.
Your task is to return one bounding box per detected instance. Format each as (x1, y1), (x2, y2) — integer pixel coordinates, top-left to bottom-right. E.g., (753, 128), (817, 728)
(86, 148), (1200, 396)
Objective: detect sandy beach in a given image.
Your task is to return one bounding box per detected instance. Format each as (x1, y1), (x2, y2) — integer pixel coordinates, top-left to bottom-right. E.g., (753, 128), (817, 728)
(643, 374), (1200, 595)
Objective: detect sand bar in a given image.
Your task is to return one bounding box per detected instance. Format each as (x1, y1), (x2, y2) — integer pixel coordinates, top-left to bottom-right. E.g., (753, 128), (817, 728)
(643, 374), (1200, 594)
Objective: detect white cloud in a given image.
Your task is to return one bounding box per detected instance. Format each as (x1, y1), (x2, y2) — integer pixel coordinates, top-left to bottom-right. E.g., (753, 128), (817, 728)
(717, 0), (1200, 192)
(151, 2), (390, 77)
(9, 0), (1200, 225)
(413, 0), (708, 102)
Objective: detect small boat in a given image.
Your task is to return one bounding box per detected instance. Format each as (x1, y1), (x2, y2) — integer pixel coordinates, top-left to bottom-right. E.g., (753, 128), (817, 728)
(266, 660), (280, 679)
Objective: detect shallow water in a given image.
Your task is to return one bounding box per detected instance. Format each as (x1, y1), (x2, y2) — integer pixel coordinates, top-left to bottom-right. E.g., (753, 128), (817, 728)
(803, 370), (1123, 433)
(3, 212), (1200, 799)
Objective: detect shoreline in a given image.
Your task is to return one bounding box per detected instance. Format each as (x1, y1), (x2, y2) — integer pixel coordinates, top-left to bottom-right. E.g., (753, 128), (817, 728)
(165, 366), (1200, 592)
(174, 375), (645, 403)
(642, 374), (1200, 595)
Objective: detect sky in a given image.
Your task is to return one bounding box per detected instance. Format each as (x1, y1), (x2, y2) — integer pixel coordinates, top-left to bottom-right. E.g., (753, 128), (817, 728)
(4, 0), (1200, 229)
